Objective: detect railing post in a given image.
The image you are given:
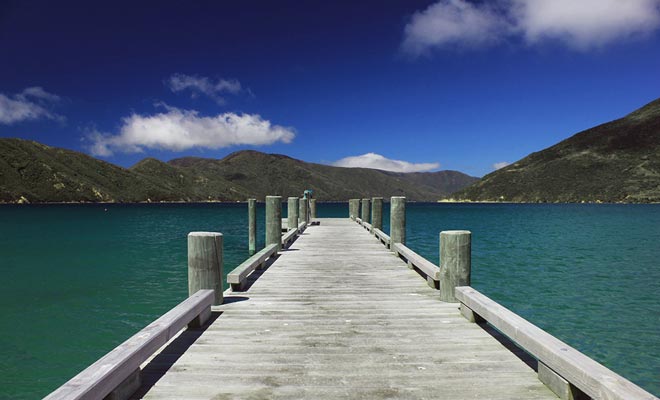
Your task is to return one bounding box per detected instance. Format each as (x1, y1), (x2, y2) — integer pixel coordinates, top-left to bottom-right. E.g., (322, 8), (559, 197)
(299, 197), (308, 224)
(371, 197), (383, 232)
(390, 196), (406, 245)
(287, 197), (299, 232)
(310, 198), (317, 219)
(439, 230), (471, 302)
(188, 232), (223, 305)
(248, 198), (256, 255)
(266, 196), (282, 251)
(361, 198), (371, 224)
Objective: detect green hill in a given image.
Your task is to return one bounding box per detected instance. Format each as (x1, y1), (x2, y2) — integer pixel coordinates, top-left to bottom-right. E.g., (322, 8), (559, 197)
(0, 139), (478, 203)
(452, 98), (660, 203)
(168, 150), (477, 201)
(0, 139), (174, 202)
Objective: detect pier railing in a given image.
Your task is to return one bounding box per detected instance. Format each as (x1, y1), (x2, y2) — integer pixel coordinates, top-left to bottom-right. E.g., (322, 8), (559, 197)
(46, 195), (311, 400)
(44, 289), (214, 400)
(349, 196), (658, 400)
(229, 220), (307, 291)
(455, 287), (654, 400)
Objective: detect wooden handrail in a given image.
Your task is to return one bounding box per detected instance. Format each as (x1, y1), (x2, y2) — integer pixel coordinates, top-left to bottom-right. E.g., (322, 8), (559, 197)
(455, 287), (658, 400)
(391, 242), (440, 288)
(227, 243), (278, 290)
(372, 228), (390, 248)
(44, 290), (214, 400)
(282, 227), (298, 246)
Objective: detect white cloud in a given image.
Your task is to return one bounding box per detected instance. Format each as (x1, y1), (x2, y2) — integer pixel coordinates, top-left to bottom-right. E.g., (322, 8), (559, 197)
(333, 153), (440, 173)
(493, 161), (511, 170)
(402, 0), (509, 55)
(0, 87), (63, 124)
(402, 0), (660, 54)
(511, 0), (660, 49)
(88, 106), (295, 156)
(166, 73), (243, 105)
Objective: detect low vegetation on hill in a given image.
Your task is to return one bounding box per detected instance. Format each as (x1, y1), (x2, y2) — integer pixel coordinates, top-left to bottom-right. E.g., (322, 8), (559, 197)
(0, 139), (477, 203)
(451, 98), (660, 203)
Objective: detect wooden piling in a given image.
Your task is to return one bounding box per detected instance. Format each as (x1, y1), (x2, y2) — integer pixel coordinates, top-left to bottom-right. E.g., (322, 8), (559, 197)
(266, 196), (282, 251)
(299, 197), (308, 224)
(439, 230), (471, 302)
(287, 197), (299, 232)
(349, 199), (359, 220)
(248, 198), (256, 255)
(390, 196), (406, 245)
(188, 232), (223, 305)
(310, 198), (317, 219)
(371, 197), (383, 231)
(361, 198), (371, 224)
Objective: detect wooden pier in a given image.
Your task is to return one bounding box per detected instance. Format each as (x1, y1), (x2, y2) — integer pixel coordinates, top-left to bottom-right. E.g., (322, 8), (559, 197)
(45, 198), (658, 400)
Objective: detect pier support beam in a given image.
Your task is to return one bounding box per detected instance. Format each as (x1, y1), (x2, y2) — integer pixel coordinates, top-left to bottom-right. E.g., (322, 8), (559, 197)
(439, 230), (471, 302)
(299, 197), (308, 224)
(188, 232), (223, 305)
(361, 198), (371, 224)
(287, 197), (299, 232)
(248, 198), (256, 255)
(105, 368), (141, 400)
(310, 199), (317, 219)
(538, 362), (585, 400)
(266, 196), (282, 251)
(390, 196), (406, 245)
(371, 197), (383, 232)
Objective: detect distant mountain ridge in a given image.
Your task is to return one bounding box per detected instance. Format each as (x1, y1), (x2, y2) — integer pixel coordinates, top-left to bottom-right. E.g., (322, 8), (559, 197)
(452, 98), (660, 203)
(0, 139), (478, 203)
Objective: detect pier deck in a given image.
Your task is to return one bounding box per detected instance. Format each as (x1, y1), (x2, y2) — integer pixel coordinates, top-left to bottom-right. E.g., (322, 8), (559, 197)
(136, 218), (557, 399)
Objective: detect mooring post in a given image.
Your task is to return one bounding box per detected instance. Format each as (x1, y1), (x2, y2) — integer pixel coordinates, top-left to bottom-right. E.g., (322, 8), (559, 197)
(371, 197), (383, 232)
(287, 197), (299, 232)
(349, 199), (359, 220)
(310, 198), (317, 219)
(299, 197), (309, 224)
(361, 198), (371, 224)
(390, 196), (406, 245)
(439, 230), (471, 302)
(248, 198), (257, 255)
(188, 232), (223, 305)
(266, 196), (282, 251)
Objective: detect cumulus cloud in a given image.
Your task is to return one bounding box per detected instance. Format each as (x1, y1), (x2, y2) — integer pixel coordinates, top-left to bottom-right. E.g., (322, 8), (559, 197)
(166, 73), (243, 105)
(0, 87), (64, 124)
(492, 161), (511, 170)
(511, 0), (660, 49)
(402, 0), (509, 55)
(333, 153), (440, 173)
(88, 106), (295, 156)
(402, 0), (660, 54)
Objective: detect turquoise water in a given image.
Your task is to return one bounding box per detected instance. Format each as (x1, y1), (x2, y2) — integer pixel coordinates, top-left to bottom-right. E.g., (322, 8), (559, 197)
(0, 203), (658, 398)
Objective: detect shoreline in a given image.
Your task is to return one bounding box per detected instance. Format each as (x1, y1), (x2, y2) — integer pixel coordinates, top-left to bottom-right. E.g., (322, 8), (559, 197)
(1, 200), (658, 205)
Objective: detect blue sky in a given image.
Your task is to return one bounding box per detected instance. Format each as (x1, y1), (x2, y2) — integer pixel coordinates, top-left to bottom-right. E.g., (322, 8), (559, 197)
(1, 0), (659, 177)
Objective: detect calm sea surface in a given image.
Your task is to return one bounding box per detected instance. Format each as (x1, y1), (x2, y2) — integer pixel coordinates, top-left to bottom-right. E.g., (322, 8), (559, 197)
(0, 203), (658, 398)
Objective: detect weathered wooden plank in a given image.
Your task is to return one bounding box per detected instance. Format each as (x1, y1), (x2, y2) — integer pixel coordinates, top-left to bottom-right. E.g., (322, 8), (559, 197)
(391, 242), (440, 281)
(45, 290), (214, 400)
(372, 228), (390, 248)
(281, 227), (298, 246)
(226, 243), (278, 285)
(455, 286), (657, 400)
